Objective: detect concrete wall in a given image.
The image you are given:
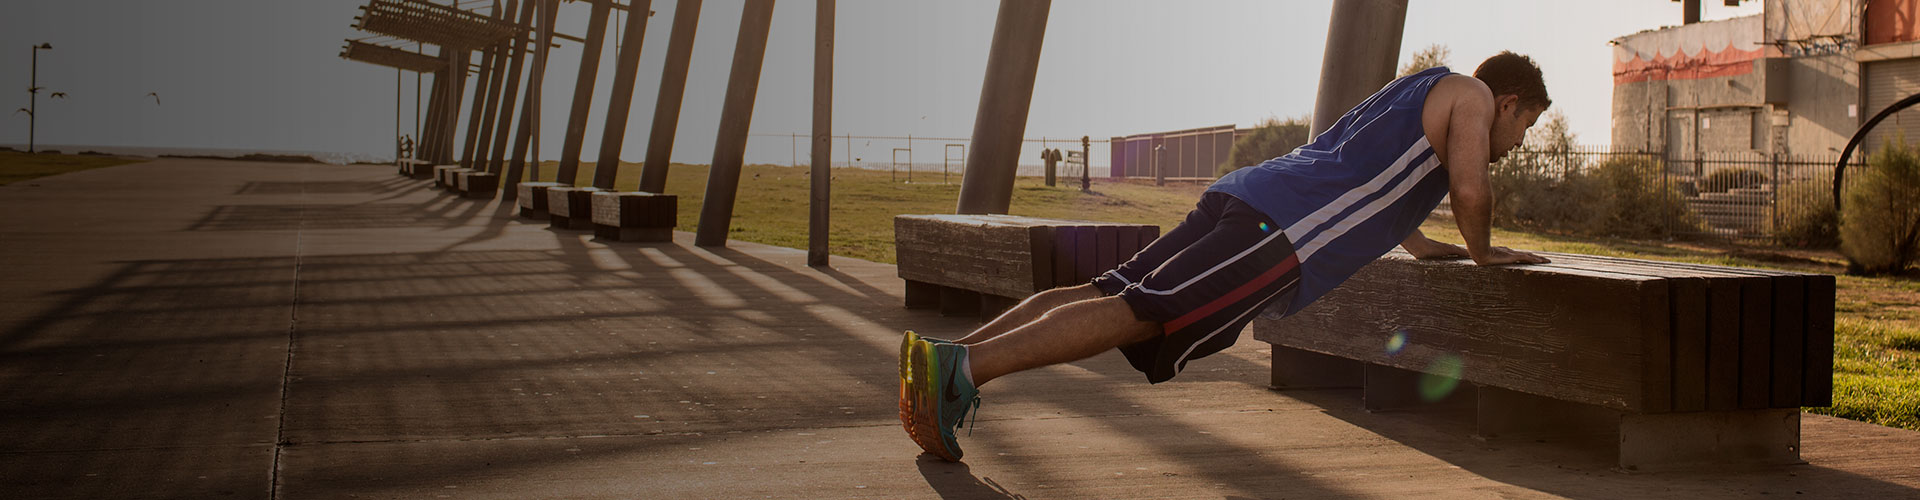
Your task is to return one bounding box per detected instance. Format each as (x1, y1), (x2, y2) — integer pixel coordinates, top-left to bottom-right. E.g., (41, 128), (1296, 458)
(1777, 54), (1861, 155)
(1610, 6), (1861, 157)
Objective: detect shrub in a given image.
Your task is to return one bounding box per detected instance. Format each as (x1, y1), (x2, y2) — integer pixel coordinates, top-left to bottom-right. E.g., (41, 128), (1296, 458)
(1772, 178), (1839, 249)
(1588, 156), (1701, 239)
(1698, 167), (1768, 193)
(1488, 154), (1699, 239)
(1219, 117), (1309, 176)
(1840, 139), (1920, 275)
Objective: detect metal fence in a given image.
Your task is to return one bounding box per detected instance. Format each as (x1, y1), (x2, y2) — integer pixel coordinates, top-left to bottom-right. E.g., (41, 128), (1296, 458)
(1460, 144), (1864, 243)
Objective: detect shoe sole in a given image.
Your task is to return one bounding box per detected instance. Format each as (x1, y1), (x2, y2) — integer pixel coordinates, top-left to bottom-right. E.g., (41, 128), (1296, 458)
(908, 341), (961, 461)
(898, 331), (917, 437)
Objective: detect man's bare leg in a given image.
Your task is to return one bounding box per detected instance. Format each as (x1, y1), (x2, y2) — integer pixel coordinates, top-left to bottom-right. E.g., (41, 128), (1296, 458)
(953, 284), (1102, 344)
(965, 295), (1158, 386)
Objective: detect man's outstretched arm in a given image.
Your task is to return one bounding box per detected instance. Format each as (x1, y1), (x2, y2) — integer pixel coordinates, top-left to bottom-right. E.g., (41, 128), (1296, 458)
(1441, 83), (1547, 266)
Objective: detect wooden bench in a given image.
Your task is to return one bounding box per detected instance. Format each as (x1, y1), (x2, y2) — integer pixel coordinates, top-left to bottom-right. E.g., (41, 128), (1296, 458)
(455, 171), (498, 199)
(546, 186), (604, 230)
(397, 159), (433, 179)
(515, 182), (566, 220)
(432, 165), (464, 188)
(894, 214), (1160, 318)
(590, 191), (676, 242)
(1252, 251), (1834, 471)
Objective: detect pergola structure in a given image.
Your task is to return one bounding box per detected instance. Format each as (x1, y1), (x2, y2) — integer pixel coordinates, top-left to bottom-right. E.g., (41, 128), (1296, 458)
(331, 0), (1437, 268)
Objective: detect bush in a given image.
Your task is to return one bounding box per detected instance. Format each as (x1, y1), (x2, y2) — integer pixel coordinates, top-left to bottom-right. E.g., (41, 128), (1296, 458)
(1841, 139), (1920, 275)
(1773, 178), (1839, 249)
(1588, 157), (1701, 239)
(1218, 117), (1309, 176)
(1489, 148), (1601, 233)
(1699, 167), (1768, 193)
(1489, 154), (1699, 239)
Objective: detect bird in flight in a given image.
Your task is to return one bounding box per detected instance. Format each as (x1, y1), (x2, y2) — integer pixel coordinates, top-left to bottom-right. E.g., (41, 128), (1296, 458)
(146, 92), (161, 106)
(49, 92), (67, 99)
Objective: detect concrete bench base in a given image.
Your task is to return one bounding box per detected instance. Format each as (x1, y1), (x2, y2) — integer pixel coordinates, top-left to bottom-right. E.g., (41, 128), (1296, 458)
(590, 191), (676, 242)
(1268, 346), (1800, 471)
(398, 160), (433, 179)
(432, 165), (463, 188)
(515, 182), (565, 220)
(441, 168), (475, 192)
(456, 171), (498, 199)
(546, 186), (604, 230)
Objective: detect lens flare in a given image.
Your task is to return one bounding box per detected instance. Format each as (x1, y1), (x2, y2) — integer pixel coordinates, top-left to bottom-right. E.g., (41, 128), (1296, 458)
(1385, 330), (1408, 355)
(1417, 354), (1465, 402)
(1258, 222), (1271, 232)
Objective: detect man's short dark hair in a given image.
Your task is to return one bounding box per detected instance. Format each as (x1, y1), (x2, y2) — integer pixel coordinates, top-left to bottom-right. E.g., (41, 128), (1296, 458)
(1473, 51), (1551, 110)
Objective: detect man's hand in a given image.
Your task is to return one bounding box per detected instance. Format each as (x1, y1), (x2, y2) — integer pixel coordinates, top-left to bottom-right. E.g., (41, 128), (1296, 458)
(1402, 236), (1471, 260)
(1472, 246), (1550, 266)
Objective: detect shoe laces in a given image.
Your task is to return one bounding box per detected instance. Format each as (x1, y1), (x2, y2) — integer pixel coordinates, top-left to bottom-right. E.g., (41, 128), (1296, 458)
(957, 396), (982, 436)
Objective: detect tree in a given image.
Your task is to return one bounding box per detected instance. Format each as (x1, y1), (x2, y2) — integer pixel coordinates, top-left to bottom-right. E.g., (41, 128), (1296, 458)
(1219, 116), (1310, 176)
(1398, 44), (1451, 78)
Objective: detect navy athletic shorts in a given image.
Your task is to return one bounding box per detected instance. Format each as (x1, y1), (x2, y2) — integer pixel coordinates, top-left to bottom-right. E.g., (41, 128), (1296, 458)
(1090, 191), (1301, 383)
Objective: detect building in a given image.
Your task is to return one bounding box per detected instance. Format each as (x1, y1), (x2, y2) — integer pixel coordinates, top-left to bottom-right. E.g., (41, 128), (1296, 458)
(1109, 125), (1246, 180)
(1611, 0), (1920, 160)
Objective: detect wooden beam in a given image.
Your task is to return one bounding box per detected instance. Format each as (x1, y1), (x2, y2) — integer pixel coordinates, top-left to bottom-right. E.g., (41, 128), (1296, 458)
(693, 0), (777, 247)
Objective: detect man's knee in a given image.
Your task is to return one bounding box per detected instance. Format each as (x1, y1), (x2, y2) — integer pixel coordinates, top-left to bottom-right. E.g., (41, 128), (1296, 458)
(1039, 283), (1102, 302)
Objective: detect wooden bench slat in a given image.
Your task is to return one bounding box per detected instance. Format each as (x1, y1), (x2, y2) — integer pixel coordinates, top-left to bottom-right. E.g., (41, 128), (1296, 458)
(1805, 275), (1836, 407)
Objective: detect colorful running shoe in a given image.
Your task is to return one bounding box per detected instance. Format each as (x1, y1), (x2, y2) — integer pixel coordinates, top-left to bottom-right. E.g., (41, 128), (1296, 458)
(908, 340), (981, 461)
(899, 332), (955, 437)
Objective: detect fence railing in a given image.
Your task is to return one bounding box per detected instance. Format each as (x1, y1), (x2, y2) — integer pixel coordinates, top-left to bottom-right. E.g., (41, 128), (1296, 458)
(1455, 144), (1864, 243)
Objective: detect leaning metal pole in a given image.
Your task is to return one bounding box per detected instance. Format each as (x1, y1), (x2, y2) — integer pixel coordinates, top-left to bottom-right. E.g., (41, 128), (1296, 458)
(469, 0), (518, 175)
(693, 0), (777, 247)
(459, 39), (500, 169)
(808, 0), (835, 267)
(954, 0), (1051, 215)
(1310, 0), (1406, 138)
(591, 0), (657, 189)
(554, 0), (614, 186)
(487, 0), (536, 175)
(637, 0), (704, 193)
(505, 0), (558, 195)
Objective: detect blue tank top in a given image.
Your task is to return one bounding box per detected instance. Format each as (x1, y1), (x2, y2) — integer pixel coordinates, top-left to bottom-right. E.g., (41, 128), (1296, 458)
(1207, 66), (1453, 317)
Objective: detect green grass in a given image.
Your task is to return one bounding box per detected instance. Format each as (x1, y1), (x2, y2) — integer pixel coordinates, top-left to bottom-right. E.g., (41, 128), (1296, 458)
(548, 161), (1920, 431)
(0, 151), (141, 185)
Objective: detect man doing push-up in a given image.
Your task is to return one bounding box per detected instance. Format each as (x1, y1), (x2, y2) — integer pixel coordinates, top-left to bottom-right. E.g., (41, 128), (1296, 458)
(901, 52), (1555, 461)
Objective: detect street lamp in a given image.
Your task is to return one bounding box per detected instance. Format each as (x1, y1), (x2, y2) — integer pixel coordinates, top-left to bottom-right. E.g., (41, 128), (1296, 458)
(28, 42), (52, 153)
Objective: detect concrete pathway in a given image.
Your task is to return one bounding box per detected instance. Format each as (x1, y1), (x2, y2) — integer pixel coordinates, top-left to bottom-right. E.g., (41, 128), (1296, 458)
(2, 159), (1918, 499)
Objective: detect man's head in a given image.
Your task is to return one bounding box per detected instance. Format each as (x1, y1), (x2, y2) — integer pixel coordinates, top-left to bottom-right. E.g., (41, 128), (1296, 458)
(1473, 52), (1550, 162)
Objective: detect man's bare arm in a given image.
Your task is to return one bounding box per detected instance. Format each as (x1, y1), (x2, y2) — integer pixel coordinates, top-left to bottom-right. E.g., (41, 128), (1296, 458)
(1400, 229), (1468, 259)
(1440, 83), (1547, 265)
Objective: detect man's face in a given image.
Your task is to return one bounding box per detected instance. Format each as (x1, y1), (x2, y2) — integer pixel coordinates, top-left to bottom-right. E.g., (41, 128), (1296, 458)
(1488, 97), (1543, 163)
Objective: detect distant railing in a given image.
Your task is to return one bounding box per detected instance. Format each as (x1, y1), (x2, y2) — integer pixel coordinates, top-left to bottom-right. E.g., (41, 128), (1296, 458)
(1443, 144), (1865, 243)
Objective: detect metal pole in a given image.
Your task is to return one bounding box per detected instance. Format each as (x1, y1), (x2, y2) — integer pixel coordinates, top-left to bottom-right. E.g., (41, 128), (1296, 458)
(460, 39), (500, 170)
(693, 0), (777, 247)
(1309, 0), (1406, 138)
(955, 0), (1051, 215)
(416, 52), (422, 152)
(592, 0), (657, 190)
(808, 0), (835, 268)
(507, 0), (559, 192)
(469, 0), (515, 176)
(397, 67), (403, 162)
(487, 0), (536, 175)
(555, 0), (614, 186)
(28, 44), (45, 153)
(638, 0), (704, 193)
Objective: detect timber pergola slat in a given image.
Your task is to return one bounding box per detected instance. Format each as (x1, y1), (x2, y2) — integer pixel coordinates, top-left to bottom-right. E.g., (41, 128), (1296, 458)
(340, 40), (446, 73)
(358, 0), (524, 49)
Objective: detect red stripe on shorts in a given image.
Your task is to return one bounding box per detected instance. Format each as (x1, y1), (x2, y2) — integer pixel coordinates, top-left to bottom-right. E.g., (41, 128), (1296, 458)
(1161, 254), (1300, 334)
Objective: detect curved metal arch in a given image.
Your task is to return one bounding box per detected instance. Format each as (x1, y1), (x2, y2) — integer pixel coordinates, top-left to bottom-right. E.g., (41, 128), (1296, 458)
(1834, 91), (1920, 212)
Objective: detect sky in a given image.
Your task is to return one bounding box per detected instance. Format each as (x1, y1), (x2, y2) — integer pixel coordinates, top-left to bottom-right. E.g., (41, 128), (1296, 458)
(1, 0), (1764, 167)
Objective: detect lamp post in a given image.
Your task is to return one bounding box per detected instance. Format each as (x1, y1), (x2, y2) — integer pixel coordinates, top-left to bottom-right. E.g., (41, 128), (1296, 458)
(28, 42), (51, 153)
